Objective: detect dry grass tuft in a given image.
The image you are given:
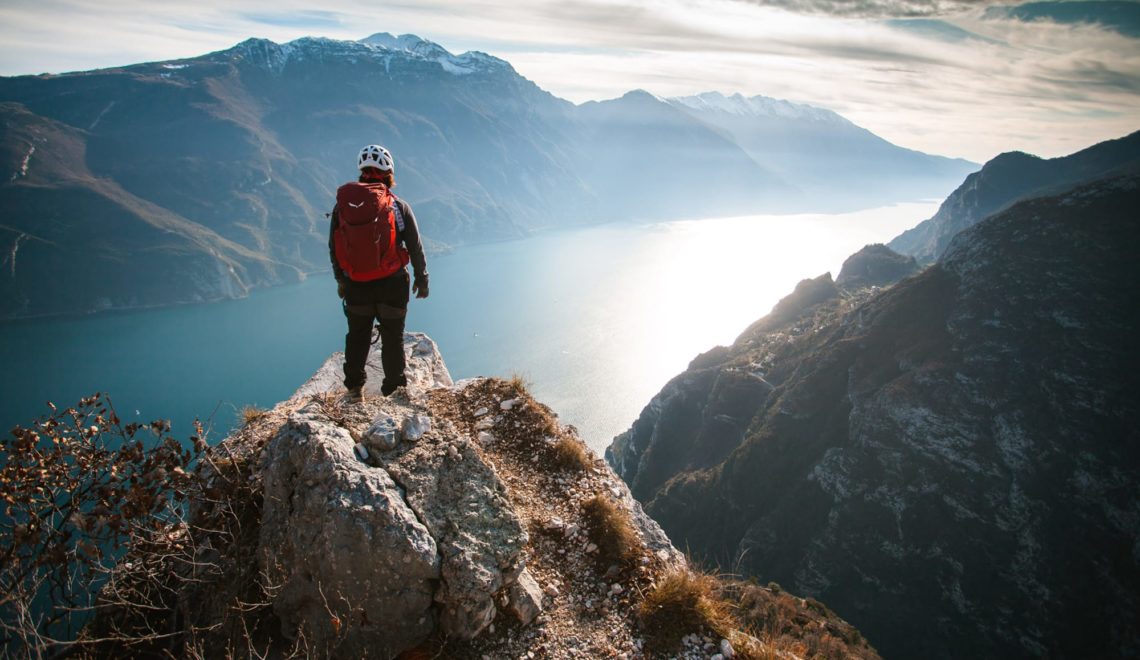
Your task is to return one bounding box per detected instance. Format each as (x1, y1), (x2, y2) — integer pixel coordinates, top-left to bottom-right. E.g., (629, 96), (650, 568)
(240, 405), (267, 425)
(638, 569), (737, 654)
(581, 495), (641, 565)
(506, 372), (530, 395)
(487, 377), (560, 440)
(550, 436), (592, 472)
(724, 578), (881, 659)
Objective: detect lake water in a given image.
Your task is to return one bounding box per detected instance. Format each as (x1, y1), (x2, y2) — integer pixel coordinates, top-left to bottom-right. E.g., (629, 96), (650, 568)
(0, 202), (936, 453)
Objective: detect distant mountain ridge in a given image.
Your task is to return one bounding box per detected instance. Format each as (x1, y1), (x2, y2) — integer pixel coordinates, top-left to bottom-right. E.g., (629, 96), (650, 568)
(889, 129), (1140, 262)
(669, 91), (975, 210)
(1, 33), (975, 319)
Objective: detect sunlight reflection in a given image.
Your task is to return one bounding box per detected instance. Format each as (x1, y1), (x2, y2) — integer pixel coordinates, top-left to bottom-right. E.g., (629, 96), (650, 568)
(521, 201), (940, 451)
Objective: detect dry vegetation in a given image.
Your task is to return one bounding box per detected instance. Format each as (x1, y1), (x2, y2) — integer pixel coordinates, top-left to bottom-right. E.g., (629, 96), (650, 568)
(0, 393), (315, 659)
(2, 377), (879, 659)
(240, 404), (267, 425)
(582, 494), (641, 566)
(638, 569), (741, 654)
(550, 435), (593, 473)
(724, 579), (879, 659)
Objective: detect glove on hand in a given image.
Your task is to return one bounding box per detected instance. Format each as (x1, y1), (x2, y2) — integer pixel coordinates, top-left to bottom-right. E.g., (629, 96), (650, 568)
(413, 275), (430, 299)
(337, 281), (346, 299)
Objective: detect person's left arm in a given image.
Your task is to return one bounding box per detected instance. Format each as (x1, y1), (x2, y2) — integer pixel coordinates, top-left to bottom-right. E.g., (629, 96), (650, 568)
(397, 199), (429, 298)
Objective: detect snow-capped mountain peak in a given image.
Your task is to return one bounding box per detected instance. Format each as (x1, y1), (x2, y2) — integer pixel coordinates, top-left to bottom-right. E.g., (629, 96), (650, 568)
(219, 34), (509, 77)
(671, 91), (849, 125)
(358, 32), (449, 58)
(357, 32), (510, 75)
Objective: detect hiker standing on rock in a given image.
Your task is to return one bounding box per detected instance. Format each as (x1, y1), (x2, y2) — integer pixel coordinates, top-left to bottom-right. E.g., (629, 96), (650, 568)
(329, 144), (429, 399)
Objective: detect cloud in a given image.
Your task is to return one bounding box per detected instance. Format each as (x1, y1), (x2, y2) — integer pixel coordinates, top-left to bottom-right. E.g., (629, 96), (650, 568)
(728, 0), (1004, 18)
(885, 17), (1006, 43)
(983, 1), (1140, 39)
(237, 10), (346, 29)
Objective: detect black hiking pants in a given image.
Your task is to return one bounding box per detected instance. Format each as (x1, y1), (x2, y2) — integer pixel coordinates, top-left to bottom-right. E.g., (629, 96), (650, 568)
(342, 269), (410, 394)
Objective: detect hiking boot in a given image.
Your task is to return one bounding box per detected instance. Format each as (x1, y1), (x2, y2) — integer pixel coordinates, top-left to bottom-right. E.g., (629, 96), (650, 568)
(381, 377), (407, 397)
(343, 387), (364, 403)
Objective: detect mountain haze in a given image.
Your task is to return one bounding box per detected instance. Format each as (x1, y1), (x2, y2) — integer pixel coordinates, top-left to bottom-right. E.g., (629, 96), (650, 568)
(1, 33), (974, 319)
(671, 92), (975, 210)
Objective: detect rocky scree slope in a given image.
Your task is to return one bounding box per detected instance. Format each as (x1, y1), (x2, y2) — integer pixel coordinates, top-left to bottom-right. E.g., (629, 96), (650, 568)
(607, 177), (1140, 659)
(94, 332), (878, 659)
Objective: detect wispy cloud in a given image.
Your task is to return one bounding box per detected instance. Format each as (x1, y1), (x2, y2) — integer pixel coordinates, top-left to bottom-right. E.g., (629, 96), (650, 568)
(727, 0), (1004, 18)
(0, 0), (1136, 162)
(238, 10), (346, 29)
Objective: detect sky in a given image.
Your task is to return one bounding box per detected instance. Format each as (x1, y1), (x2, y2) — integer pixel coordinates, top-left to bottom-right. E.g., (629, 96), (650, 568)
(0, 0), (1138, 162)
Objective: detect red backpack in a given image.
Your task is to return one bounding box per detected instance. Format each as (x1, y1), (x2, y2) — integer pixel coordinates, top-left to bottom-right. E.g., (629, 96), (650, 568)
(333, 182), (410, 282)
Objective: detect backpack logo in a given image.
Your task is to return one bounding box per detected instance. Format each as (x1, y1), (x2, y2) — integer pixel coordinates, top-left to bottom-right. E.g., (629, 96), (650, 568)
(333, 182), (410, 282)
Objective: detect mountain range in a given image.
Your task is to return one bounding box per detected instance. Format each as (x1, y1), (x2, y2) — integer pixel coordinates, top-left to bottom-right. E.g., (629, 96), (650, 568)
(606, 133), (1140, 658)
(0, 33), (974, 319)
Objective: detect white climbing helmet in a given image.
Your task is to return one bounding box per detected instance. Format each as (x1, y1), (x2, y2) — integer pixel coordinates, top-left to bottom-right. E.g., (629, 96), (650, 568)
(357, 144), (394, 172)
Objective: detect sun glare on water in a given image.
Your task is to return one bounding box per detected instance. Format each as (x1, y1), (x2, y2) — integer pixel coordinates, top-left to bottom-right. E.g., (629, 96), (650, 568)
(493, 200), (941, 451)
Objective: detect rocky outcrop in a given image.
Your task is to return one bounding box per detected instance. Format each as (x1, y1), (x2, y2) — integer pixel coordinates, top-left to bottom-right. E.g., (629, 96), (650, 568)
(78, 328), (880, 659)
(237, 331), (802, 659)
(835, 243), (918, 290)
(608, 177), (1140, 659)
(259, 402), (443, 655)
(258, 334), (534, 655)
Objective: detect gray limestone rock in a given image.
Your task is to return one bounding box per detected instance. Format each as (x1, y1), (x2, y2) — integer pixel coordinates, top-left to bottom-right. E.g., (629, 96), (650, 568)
(402, 414), (431, 442)
(385, 437), (529, 640)
(363, 414), (400, 452)
(258, 403), (441, 656)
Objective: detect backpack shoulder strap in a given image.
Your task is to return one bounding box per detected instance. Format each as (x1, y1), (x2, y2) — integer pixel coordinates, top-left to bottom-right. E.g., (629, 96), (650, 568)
(391, 195), (406, 232)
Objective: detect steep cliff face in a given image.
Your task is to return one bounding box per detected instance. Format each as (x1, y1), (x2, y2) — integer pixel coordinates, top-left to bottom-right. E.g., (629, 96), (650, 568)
(608, 177), (1140, 659)
(94, 333), (877, 659)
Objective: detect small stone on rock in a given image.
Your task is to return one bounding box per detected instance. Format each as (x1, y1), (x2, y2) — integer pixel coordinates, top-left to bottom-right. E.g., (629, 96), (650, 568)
(508, 569), (544, 626)
(402, 414), (431, 441)
(363, 415), (399, 451)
